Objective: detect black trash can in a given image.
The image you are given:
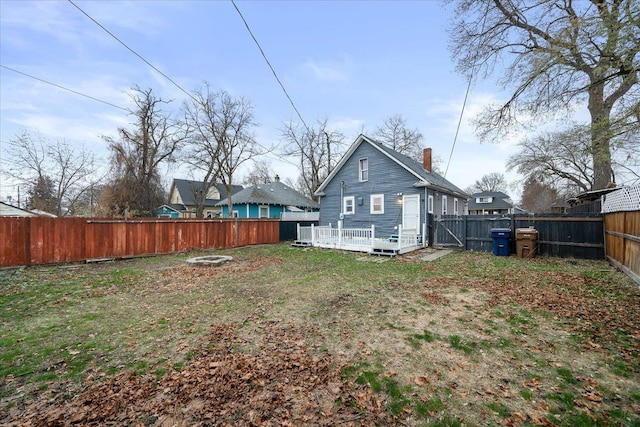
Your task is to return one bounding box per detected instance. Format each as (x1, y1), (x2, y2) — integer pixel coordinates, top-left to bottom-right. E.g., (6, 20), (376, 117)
(490, 228), (511, 256)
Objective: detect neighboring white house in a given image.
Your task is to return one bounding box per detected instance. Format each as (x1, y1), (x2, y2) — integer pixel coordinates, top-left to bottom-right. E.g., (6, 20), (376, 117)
(467, 191), (516, 215)
(0, 201), (57, 217)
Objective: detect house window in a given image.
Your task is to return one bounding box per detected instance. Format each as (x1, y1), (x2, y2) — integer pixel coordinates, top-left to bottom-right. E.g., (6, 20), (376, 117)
(343, 196), (355, 215)
(442, 195), (448, 215)
(453, 198), (459, 215)
(359, 158), (368, 182)
(370, 194), (384, 214)
(231, 210), (239, 218)
(259, 205), (269, 218)
(477, 197), (493, 203)
(428, 195), (434, 214)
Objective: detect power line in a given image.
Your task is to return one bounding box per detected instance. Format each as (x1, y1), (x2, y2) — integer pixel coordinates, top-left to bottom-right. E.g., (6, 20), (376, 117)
(67, 0), (197, 103)
(444, 76), (471, 178)
(0, 65), (128, 111)
(230, 0), (311, 135)
(444, 6), (490, 180)
(67, 0), (298, 170)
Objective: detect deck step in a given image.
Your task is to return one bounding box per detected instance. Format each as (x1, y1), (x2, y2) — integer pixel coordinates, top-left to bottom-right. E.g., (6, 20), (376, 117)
(370, 247), (399, 257)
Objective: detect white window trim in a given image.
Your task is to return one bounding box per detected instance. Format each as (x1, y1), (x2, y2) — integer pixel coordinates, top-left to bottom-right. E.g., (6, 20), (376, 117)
(343, 196), (355, 215)
(453, 198), (459, 216)
(370, 194), (384, 214)
(428, 195), (434, 214)
(259, 205), (269, 218)
(231, 210), (239, 218)
(359, 158), (368, 182)
(442, 195), (448, 215)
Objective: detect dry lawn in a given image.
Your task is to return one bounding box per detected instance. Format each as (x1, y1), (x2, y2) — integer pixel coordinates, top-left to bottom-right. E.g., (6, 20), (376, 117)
(1, 243), (638, 426)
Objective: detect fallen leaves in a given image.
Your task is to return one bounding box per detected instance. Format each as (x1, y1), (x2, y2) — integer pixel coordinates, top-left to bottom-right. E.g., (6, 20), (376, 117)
(5, 321), (395, 426)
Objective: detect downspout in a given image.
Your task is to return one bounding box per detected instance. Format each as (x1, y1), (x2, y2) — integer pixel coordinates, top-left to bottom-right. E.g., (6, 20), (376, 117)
(424, 187), (428, 247)
(340, 180), (345, 217)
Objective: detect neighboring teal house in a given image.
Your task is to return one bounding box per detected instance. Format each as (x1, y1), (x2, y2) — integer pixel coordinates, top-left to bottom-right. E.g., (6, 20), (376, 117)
(156, 205), (182, 218)
(216, 178), (319, 218)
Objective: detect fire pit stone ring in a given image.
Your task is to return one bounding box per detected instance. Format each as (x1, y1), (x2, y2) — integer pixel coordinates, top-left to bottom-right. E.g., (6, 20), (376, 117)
(186, 255), (233, 267)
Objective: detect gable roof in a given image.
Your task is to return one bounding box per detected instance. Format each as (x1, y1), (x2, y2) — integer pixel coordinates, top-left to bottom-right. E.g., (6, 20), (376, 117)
(0, 201), (36, 217)
(314, 134), (469, 198)
(217, 181), (319, 209)
(468, 191), (513, 209)
(171, 179), (243, 207)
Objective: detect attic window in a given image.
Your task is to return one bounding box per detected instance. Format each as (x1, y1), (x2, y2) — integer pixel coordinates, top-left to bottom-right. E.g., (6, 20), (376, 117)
(477, 197), (493, 203)
(359, 158), (368, 182)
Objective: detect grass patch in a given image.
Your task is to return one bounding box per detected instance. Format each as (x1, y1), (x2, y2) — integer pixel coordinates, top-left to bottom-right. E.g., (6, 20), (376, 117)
(1, 245), (638, 426)
(448, 335), (476, 354)
(487, 401), (511, 418)
(406, 329), (436, 349)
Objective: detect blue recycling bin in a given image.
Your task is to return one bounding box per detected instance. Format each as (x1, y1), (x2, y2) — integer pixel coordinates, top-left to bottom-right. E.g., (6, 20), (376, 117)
(491, 228), (511, 256)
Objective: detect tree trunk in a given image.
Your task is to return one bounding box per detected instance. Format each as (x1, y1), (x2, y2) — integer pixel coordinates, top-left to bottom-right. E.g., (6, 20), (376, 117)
(588, 84), (614, 191)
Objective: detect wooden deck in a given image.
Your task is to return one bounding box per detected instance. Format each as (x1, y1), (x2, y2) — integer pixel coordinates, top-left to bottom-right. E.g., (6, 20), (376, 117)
(294, 222), (423, 256)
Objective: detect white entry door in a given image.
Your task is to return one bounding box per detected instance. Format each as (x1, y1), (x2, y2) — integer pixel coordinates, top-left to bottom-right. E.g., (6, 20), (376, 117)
(402, 194), (420, 231)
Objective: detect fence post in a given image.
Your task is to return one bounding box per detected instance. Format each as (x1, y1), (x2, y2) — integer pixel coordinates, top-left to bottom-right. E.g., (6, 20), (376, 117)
(463, 215), (468, 250)
(398, 224), (402, 250)
(338, 220), (343, 248)
(371, 224), (375, 247)
(311, 224), (315, 246)
(296, 223), (300, 241)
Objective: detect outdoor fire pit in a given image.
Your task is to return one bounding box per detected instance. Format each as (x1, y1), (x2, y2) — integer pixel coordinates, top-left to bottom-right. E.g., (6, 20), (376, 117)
(185, 255), (233, 267)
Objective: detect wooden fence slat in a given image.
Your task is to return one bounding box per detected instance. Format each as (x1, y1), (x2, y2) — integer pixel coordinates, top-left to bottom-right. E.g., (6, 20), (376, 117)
(0, 217), (281, 267)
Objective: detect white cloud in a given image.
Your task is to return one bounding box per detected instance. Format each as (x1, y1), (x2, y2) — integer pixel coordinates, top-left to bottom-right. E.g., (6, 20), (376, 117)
(302, 56), (353, 82)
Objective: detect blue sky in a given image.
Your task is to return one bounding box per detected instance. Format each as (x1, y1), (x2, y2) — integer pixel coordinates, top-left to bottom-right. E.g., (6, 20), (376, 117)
(0, 0), (522, 203)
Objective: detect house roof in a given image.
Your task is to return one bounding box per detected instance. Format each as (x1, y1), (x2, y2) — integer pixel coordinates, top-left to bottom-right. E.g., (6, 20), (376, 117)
(171, 179), (243, 207)
(314, 134), (469, 198)
(0, 201), (36, 217)
(217, 181), (319, 209)
(468, 191), (513, 210)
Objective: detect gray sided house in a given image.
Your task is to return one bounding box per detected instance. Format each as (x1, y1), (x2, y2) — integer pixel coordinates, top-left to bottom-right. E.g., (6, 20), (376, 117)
(163, 178), (243, 218)
(217, 178), (319, 219)
(314, 134), (469, 243)
(467, 191), (516, 215)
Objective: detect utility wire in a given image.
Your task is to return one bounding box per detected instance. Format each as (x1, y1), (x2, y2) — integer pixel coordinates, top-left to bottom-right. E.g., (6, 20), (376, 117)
(67, 0), (197, 103)
(231, 0), (311, 134)
(444, 6), (490, 179)
(1, 65), (128, 111)
(444, 76), (471, 178)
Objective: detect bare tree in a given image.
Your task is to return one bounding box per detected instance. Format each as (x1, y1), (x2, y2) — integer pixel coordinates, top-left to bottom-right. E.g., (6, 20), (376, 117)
(449, 0), (640, 190)
(282, 118), (345, 200)
(183, 85), (260, 217)
(520, 176), (560, 213)
(465, 172), (508, 194)
(103, 87), (184, 217)
(4, 131), (99, 216)
(243, 159), (274, 186)
(373, 114), (424, 162)
(507, 125), (595, 194)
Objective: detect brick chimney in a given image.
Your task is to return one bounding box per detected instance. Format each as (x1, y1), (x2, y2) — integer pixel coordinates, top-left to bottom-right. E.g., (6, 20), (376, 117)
(423, 148), (432, 173)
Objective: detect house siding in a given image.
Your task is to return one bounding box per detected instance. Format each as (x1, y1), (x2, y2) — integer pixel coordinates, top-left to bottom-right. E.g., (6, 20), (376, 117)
(221, 204), (286, 219)
(319, 142), (427, 236)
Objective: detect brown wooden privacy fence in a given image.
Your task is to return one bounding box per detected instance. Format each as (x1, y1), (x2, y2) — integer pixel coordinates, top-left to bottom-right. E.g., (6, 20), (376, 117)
(602, 185), (640, 285)
(0, 217), (280, 267)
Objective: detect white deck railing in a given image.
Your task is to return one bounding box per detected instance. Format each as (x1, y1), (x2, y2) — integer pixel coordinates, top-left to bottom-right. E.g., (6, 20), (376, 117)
(296, 221), (422, 255)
